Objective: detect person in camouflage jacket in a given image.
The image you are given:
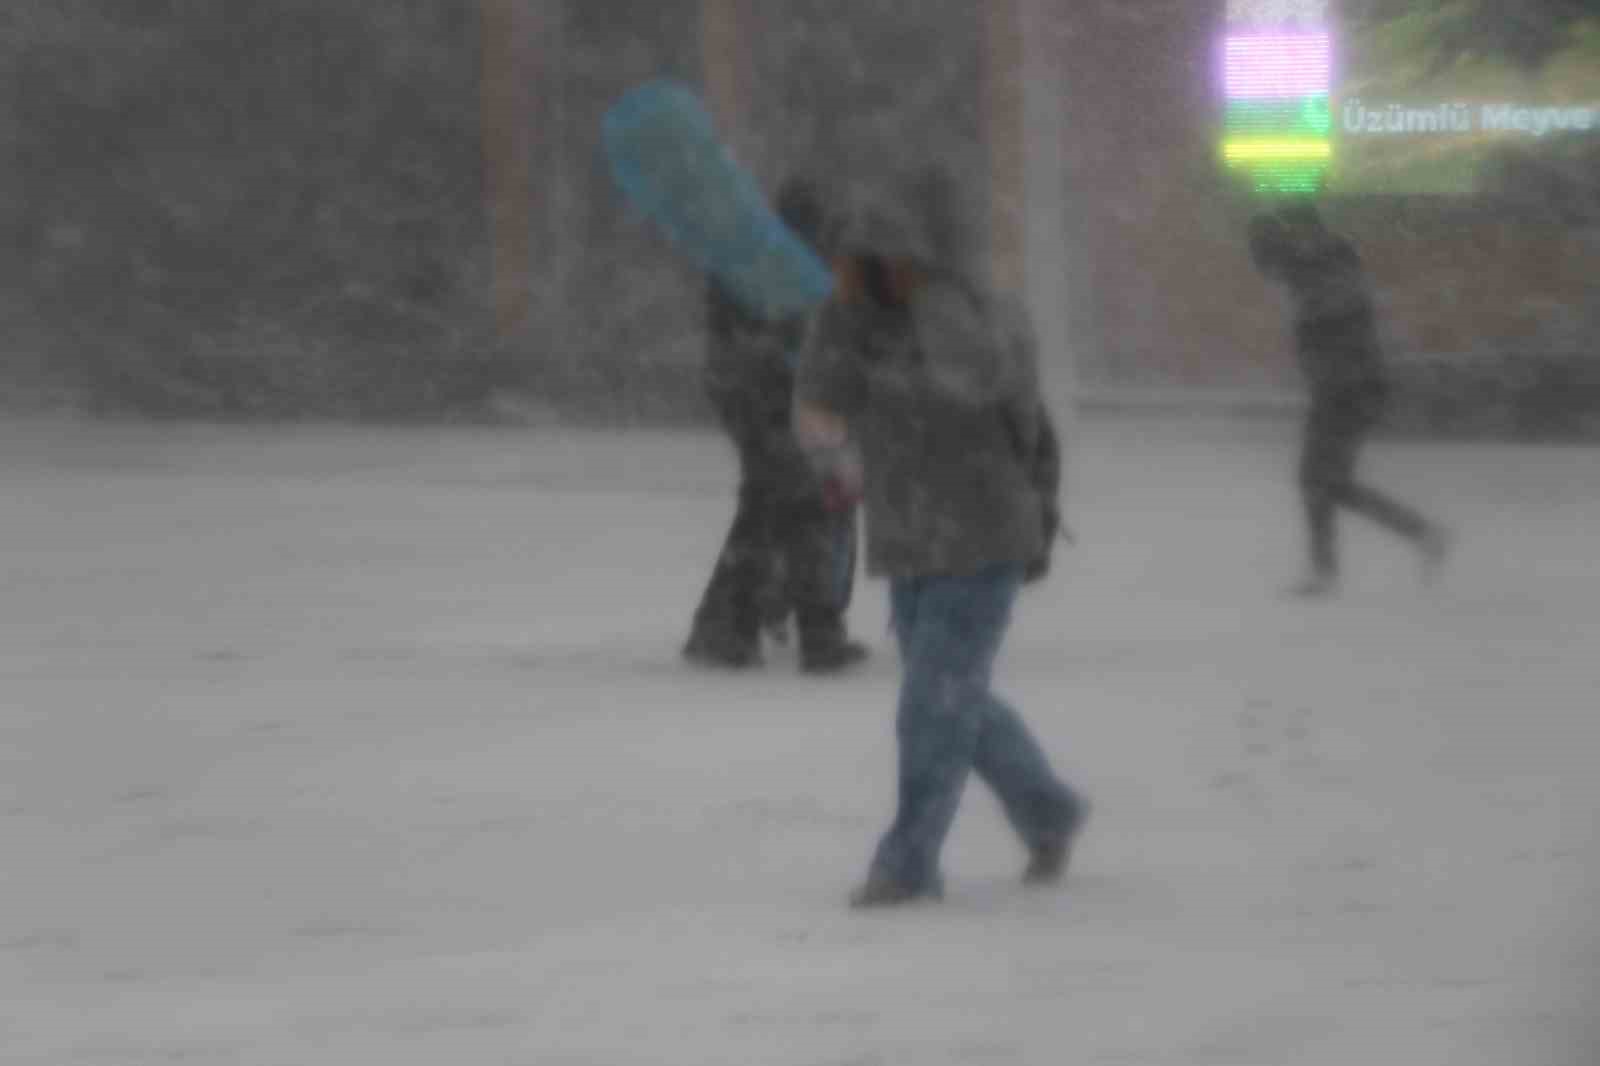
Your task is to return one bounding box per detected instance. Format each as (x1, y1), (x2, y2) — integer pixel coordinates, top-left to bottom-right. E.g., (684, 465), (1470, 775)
(795, 166), (1087, 906)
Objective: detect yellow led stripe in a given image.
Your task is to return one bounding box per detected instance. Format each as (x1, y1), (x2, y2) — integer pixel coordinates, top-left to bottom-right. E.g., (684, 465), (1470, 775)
(1223, 139), (1332, 162)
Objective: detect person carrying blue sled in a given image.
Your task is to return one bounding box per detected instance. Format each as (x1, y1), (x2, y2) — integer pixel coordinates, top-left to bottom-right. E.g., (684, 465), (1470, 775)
(601, 81), (865, 671)
(683, 178), (869, 673)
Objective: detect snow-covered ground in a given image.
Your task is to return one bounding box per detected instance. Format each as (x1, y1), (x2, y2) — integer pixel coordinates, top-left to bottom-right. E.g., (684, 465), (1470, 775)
(4, 414), (1597, 1066)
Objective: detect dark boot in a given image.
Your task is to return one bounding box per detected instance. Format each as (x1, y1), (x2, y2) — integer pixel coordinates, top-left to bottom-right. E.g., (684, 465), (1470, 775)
(797, 607), (868, 674)
(1286, 572), (1339, 600)
(682, 628), (761, 669)
(1023, 795), (1091, 887)
(1419, 525), (1454, 587)
(849, 873), (944, 909)
(802, 637), (868, 674)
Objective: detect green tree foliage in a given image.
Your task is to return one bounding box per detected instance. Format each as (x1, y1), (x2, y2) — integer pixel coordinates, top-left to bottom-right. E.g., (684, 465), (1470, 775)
(1431, 0), (1598, 71)
(1350, 0), (1600, 71)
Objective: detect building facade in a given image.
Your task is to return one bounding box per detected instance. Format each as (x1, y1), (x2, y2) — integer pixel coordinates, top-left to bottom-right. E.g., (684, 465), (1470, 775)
(482, 1), (1599, 422)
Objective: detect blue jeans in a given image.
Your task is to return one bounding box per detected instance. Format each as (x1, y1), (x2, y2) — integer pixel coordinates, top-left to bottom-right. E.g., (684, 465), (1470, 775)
(868, 564), (1081, 892)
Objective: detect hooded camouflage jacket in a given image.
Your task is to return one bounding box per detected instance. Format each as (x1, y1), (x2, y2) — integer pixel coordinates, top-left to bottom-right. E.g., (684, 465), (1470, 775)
(796, 172), (1057, 579)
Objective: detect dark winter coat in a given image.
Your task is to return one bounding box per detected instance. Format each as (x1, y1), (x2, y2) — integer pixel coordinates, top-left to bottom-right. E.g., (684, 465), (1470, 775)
(702, 279), (804, 425)
(1250, 211), (1387, 405)
(796, 173), (1058, 580)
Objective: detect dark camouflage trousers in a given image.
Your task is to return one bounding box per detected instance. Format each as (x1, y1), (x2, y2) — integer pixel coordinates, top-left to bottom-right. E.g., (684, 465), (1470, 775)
(690, 383), (856, 648)
(1299, 392), (1431, 578)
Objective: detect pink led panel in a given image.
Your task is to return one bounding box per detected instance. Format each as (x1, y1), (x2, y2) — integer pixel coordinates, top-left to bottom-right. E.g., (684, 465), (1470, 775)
(1224, 33), (1332, 99)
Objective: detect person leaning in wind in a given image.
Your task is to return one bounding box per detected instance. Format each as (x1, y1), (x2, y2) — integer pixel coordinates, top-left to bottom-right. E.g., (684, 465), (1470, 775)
(793, 166), (1089, 907)
(1248, 199), (1452, 598)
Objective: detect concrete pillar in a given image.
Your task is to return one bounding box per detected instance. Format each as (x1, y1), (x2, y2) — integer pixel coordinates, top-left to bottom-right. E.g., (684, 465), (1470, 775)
(481, 0), (570, 341)
(480, 0), (535, 338)
(984, 1), (1028, 295)
(985, 0), (1077, 421)
(699, 0), (751, 152)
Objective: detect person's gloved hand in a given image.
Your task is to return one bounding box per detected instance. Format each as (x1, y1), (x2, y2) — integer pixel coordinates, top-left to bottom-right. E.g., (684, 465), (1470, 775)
(821, 448), (863, 513)
(821, 476), (854, 513)
(1026, 501), (1065, 582)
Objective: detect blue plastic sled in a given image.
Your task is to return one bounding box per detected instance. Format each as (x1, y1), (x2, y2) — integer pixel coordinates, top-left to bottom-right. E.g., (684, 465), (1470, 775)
(602, 80), (834, 320)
